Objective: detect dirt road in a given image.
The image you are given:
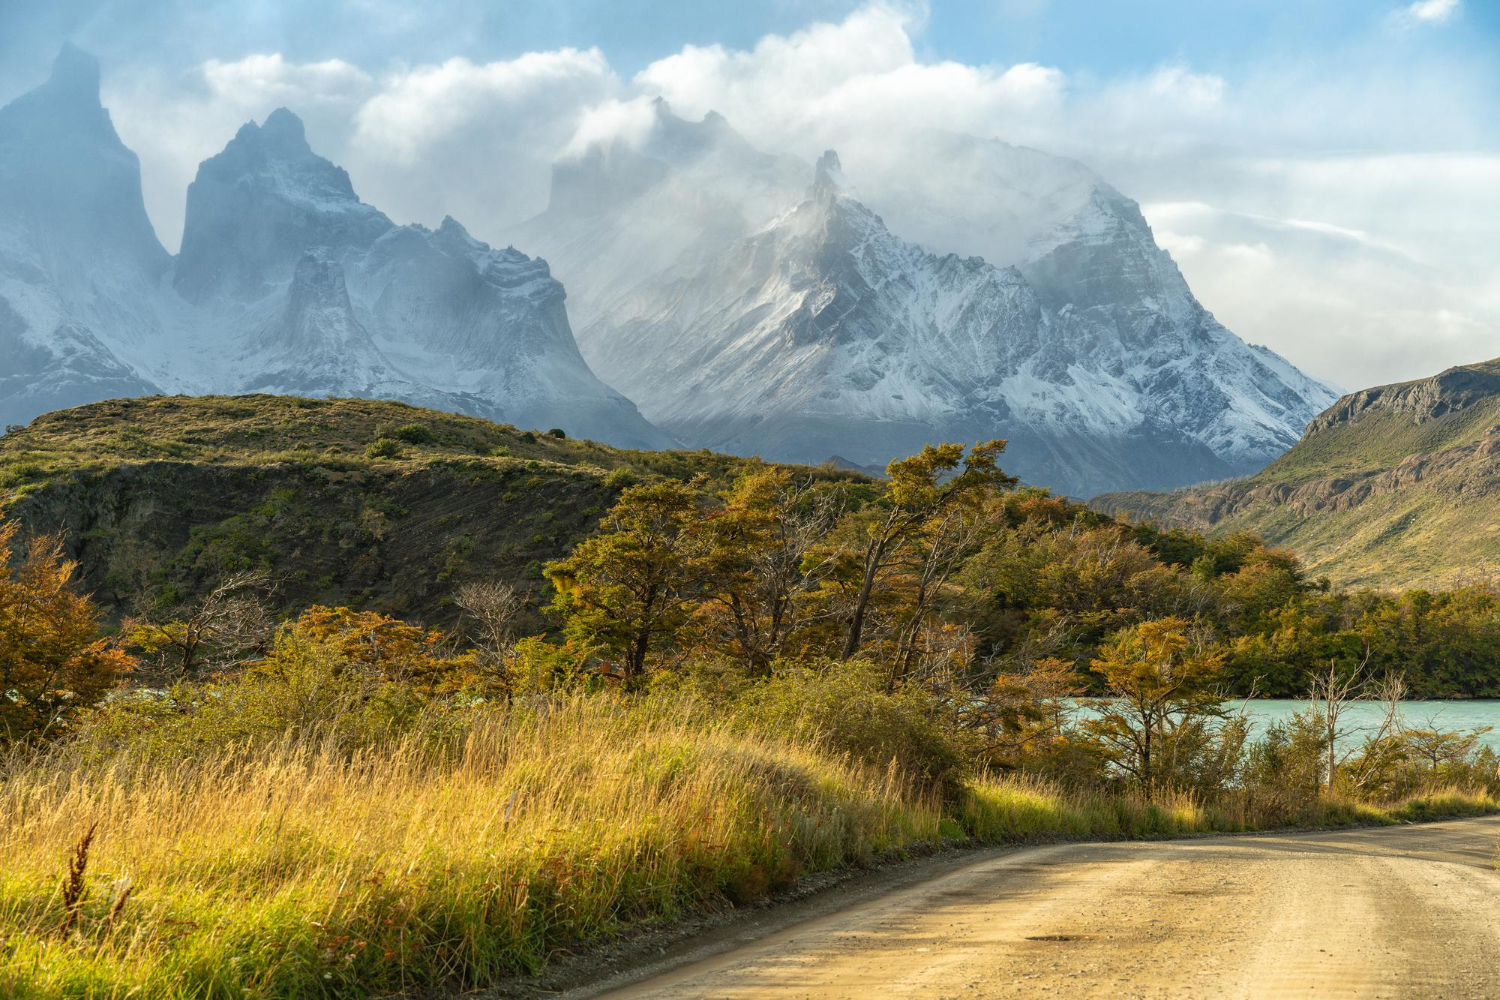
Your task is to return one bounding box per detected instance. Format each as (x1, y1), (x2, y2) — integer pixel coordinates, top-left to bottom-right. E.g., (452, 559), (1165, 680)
(599, 817), (1500, 999)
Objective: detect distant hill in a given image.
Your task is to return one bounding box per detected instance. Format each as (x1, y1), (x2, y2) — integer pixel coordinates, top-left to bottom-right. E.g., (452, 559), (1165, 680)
(1095, 359), (1500, 588)
(0, 395), (865, 623)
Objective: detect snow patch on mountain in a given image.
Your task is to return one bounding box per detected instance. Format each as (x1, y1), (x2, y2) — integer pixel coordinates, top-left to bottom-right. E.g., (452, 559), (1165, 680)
(565, 134), (1336, 495)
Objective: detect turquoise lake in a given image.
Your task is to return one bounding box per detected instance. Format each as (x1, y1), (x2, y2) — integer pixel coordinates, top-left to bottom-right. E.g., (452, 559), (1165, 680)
(1232, 699), (1500, 750)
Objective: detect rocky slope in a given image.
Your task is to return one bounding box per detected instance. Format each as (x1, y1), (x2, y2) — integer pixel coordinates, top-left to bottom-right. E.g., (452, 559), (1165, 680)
(0, 49), (668, 449)
(510, 106), (1336, 495)
(1095, 359), (1500, 587)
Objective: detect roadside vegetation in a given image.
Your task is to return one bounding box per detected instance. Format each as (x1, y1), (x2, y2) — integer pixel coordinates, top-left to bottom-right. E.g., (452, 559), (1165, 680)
(3, 417), (1499, 998)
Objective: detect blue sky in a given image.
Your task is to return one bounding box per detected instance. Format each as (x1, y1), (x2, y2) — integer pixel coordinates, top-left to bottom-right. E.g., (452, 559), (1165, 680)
(8, 0), (1496, 106)
(2, 0), (1496, 387)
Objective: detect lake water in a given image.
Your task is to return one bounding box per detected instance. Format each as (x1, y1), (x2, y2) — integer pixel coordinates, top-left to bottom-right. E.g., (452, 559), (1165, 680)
(1232, 699), (1500, 751)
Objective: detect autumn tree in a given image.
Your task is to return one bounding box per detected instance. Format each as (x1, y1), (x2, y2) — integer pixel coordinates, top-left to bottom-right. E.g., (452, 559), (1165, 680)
(0, 520), (133, 741)
(690, 468), (841, 674)
(831, 440), (1015, 663)
(264, 605), (479, 698)
(1082, 617), (1225, 787)
(545, 480), (699, 681)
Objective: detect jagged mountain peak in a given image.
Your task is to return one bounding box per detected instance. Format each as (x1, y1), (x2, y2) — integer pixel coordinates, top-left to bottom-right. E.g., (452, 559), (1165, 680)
(562, 113), (1335, 496)
(0, 44), (167, 277)
(46, 43), (102, 106)
(0, 46), (672, 450)
(174, 106), (391, 303)
(810, 149), (855, 203)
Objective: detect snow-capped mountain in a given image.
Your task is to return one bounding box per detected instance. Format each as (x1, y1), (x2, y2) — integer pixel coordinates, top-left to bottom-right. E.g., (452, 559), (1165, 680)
(0, 49), (669, 449)
(2, 49), (1336, 494)
(510, 106), (1337, 495)
(0, 45), (165, 428)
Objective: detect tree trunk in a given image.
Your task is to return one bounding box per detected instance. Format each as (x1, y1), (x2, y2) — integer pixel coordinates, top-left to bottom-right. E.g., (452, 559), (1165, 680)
(841, 545), (883, 660)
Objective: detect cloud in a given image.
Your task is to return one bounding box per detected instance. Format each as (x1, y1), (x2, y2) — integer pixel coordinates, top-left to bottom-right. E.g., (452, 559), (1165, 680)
(201, 54), (373, 112)
(1403, 0), (1461, 24)
(632, 4), (1065, 153)
(352, 49), (615, 164)
(105, 47), (620, 249)
(560, 97), (659, 158)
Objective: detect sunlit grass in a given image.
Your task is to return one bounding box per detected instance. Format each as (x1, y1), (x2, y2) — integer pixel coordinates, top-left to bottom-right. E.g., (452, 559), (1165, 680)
(2, 697), (1494, 999)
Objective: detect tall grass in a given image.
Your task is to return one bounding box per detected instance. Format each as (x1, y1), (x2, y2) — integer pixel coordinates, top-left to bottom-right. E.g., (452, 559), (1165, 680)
(1, 696), (1494, 999)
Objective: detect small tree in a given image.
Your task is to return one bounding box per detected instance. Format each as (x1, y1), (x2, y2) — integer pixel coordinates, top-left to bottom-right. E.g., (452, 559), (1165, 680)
(1082, 617), (1224, 787)
(545, 480), (698, 681)
(691, 468), (840, 675)
(0, 520), (133, 741)
(126, 571), (274, 678)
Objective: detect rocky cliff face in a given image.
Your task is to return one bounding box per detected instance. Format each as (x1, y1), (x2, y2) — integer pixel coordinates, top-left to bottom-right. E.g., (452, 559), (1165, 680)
(0, 45), (167, 428)
(0, 49), (671, 450)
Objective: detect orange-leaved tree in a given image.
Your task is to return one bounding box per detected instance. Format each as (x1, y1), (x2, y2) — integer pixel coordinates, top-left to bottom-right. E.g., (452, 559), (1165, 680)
(0, 518), (133, 741)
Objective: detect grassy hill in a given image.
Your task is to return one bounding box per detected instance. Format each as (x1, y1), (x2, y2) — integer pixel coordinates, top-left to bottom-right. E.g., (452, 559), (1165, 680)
(0, 395), (866, 621)
(1095, 359), (1500, 588)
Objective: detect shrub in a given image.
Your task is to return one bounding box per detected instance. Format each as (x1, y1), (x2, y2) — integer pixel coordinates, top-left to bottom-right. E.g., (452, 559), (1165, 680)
(389, 423), (434, 445)
(731, 663), (972, 797)
(603, 466), (640, 489)
(365, 437), (402, 459)
(546, 428), (567, 439)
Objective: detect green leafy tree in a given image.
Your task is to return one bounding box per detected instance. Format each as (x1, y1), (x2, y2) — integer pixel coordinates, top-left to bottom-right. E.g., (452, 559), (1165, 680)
(545, 480), (699, 681)
(830, 441), (1015, 662)
(1082, 617), (1225, 787)
(690, 468), (839, 675)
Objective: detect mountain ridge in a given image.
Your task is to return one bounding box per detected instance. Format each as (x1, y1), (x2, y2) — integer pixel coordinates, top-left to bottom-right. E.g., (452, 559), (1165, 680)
(1094, 357), (1500, 587)
(544, 131), (1336, 496)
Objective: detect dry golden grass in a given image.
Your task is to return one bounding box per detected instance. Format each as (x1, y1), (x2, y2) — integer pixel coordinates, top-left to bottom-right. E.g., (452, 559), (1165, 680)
(0, 697), (942, 998)
(2, 695), (1493, 999)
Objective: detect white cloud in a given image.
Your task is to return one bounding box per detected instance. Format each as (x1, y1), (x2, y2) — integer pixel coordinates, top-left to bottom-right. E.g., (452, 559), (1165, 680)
(560, 97), (659, 159)
(201, 54), (373, 112)
(353, 49), (615, 164)
(1404, 0), (1461, 24)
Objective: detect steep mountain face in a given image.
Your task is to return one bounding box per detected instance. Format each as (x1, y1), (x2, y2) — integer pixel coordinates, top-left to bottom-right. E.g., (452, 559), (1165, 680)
(0, 45), (166, 428)
(508, 98), (806, 333)
(510, 107), (1335, 495)
(174, 108), (392, 305)
(1095, 359), (1500, 587)
(552, 142), (1334, 495)
(0, 51), (670, 450)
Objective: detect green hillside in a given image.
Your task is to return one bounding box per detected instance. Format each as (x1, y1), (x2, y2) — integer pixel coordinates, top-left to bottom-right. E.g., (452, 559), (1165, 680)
(1096, 359), (1500, 588)
(0, 395), (865, 621)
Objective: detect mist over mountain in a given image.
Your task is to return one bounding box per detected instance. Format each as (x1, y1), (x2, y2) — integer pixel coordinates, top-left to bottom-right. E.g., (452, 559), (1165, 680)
(512, 103), (1337, 496)
(0, 48), (669, 448)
